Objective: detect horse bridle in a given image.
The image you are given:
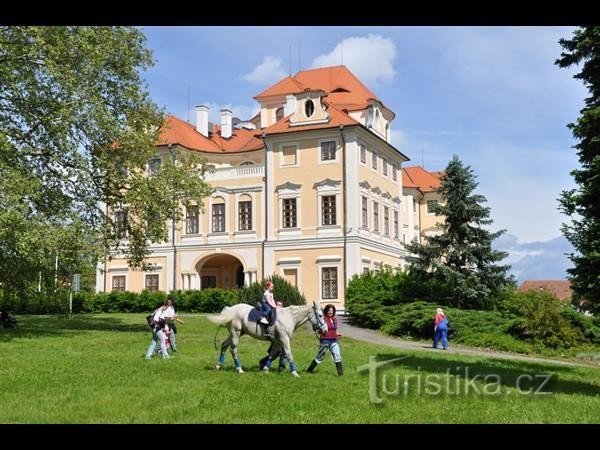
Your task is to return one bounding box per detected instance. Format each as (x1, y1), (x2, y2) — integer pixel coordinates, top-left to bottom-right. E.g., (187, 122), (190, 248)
(310, 304), (327, 335)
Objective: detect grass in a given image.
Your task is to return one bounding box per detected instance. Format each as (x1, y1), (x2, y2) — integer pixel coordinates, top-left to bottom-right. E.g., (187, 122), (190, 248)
(1, 313), (599, 423)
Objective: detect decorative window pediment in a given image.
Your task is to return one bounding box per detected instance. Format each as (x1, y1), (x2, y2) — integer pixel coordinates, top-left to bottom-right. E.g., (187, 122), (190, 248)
(313, 178), (341, 193)
(275, 181), (301, 195)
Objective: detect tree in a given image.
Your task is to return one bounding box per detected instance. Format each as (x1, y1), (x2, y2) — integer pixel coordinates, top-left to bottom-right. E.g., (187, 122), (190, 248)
(0, 27), (212, 295)
(405, 155), (513, 309)
(556, 27), (600, 314)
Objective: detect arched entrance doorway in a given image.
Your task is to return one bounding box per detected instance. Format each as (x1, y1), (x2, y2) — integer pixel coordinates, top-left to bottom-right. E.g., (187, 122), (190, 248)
(196, 254), (245, 290)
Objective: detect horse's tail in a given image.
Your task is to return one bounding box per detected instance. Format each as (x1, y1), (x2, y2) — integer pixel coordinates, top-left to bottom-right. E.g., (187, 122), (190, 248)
(205, 306), (236, 326)
(213, 325), (222, 350)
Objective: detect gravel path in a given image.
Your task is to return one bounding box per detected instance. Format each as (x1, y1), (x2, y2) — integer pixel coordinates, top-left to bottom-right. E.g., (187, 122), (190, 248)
(337, 316), (594, 368)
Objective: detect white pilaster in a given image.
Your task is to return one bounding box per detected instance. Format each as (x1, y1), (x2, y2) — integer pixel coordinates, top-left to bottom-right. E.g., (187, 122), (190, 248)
(265, 141), (275, 240)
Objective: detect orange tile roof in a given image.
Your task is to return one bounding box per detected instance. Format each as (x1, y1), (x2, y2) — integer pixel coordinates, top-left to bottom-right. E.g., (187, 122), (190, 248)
(255, 65), (383, 112)
(158, 115), (263, 153)
(518, 280), (573, 302)
(260, 103), (360, 136)
(402, 166), (442, 192)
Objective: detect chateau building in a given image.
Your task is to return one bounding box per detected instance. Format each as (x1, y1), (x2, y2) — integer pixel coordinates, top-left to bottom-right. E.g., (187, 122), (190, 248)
(96, 65), (441, 310)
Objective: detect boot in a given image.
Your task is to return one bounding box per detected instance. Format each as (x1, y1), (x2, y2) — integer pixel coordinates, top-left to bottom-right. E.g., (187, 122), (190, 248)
(306, 360), (318, 373)
(335, 361), (344, 376)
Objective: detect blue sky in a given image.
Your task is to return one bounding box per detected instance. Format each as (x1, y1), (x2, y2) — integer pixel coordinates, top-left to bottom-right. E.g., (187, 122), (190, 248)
(141, 26), (586, 283)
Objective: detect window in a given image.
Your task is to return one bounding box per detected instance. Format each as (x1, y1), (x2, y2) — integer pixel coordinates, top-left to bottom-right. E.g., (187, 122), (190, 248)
(321, 195), (336, 226)
(413, 201), (416, 213)
(112, 276), (126, 292)
(276, 107), (284, 121)
(238, 201), (252, 231)
(282, 145), (297, 166)
(322, 267), (338, 299)
(283, 268), (298, 287)
(361, 196), (368, 228)
(384, 206), (390, 236)
(385, 123), (390, 141)
(282, 198), (297, 228)
(372, 151), (378, 170)
(321, 141), (336, 161)
(360, 144), (367, 164)
(202, 276), (216, 289)
(373, 201), (379, 233)
(382, 159), (388, 177)
(114, 210), (127, 238)
(145, 274), (159, 292)
(394, 210), (399, 239)
(148, 157), (161, 176)
(363, 267), (370, 274)
(186, 205), (199, 234)
(305, 99), (314, 118)
(212, 203), (225, 232)
(392, 164), (397, 181)
(427, 200), (439, 214)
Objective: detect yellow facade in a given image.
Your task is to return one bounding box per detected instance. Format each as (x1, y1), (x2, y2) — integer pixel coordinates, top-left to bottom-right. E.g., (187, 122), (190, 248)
(98, 67), (423, 310)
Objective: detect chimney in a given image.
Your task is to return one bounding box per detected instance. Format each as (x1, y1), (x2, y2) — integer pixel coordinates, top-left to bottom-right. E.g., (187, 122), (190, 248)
(195, 105), (209, 137)
(284, 94), (297, 117)
(220, 109), (232, 139)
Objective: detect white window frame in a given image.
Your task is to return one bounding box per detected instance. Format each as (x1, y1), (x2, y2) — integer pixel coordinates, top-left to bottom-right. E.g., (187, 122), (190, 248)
(185, 204), (201, 235)
(317, 256), (341, 302)
(359, 143), (367, 165)
(111, 275), (126, 292)
(235, 193), (255, 232)
(371, 150), (378, 172)
(382, 158), (388, 177)
(208, 192), (228, 236)
(318, 138), (340, 165)
(277, 182), (302, 238)
(145, 273), (160, 292)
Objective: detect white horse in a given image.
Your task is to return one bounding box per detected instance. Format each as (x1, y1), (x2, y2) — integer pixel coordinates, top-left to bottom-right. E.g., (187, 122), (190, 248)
(206, 302), (327, 377)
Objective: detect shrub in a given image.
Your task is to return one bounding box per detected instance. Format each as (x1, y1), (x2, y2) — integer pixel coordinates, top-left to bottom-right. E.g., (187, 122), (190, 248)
(503, 290), (585, 349)
(238, 275), (306, 307)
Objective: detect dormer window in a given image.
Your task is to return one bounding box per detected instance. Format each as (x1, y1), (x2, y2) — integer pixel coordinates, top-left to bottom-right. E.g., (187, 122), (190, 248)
(305, 100), (314, 118)
(276, 107), (284, 121)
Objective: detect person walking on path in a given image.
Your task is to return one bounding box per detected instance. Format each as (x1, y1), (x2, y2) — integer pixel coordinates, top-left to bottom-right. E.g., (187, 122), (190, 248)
(306, 304), (344, 376)
(433, 307), (448, 350)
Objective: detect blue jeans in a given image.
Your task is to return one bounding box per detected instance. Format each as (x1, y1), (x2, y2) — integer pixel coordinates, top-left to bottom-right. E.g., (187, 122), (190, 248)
(314, 339), (342, 363)
(433, 327), (448, 350)
(261, 302), (273, 321)
(146, 329), (169, 359)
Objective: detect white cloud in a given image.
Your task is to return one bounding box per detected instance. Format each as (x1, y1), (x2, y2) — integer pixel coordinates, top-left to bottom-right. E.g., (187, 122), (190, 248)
(242, 56), (287, 85)
(494, 234), (573, 283)
(437, 27), (582, 94)
(311, 34), (396, 85)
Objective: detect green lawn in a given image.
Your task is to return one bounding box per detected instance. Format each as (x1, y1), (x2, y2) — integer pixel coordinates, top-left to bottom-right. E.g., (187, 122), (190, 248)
(1, 313), (599, 423)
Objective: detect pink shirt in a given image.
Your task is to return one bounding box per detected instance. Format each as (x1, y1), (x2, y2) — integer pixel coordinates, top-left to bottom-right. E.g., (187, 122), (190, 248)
(263, 290), (276, 308)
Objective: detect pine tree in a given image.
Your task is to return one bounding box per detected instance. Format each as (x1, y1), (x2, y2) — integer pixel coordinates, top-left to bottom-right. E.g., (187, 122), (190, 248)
(405, 156), (513, 309)
(556, 27), (600, 314)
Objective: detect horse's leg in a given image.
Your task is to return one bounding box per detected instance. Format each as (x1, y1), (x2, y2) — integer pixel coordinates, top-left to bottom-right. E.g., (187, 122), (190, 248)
(230, 328), (244, 374)
(279, 336), (300, 377)
(261, 343), (282, 373)
(215, 334), (232, 370)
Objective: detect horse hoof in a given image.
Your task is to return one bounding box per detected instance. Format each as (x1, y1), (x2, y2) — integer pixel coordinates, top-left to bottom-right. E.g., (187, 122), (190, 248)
(237, 368), (245, 374)
(291, 371), (300, 378)
(215, 364), (221, 370)
(262, 366), (270, 373)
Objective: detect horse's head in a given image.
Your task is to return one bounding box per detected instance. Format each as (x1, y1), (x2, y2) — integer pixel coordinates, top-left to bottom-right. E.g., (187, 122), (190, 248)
(309, 301), (328, 334)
